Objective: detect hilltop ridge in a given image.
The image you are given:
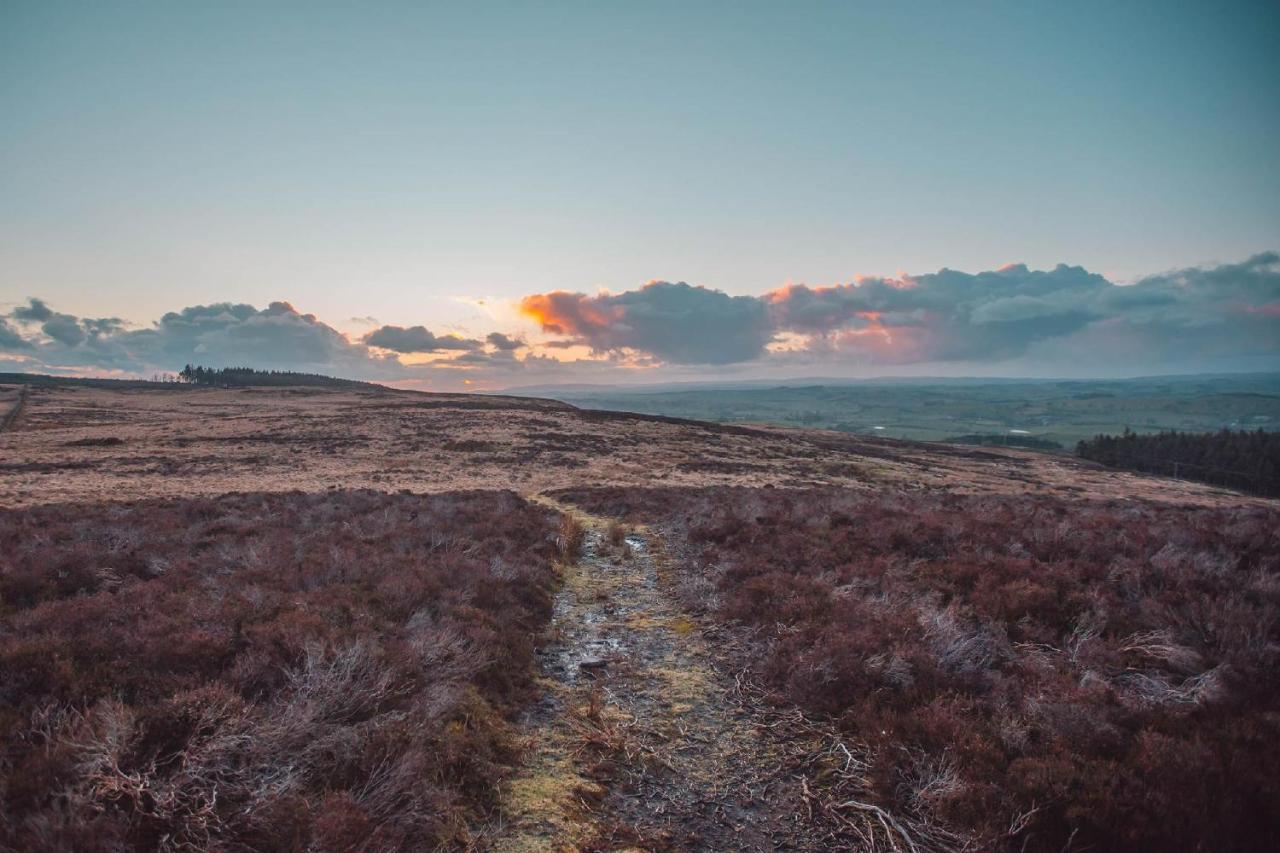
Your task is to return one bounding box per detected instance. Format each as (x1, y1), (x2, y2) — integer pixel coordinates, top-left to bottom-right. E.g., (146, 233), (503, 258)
(0, 380), (1267, 509)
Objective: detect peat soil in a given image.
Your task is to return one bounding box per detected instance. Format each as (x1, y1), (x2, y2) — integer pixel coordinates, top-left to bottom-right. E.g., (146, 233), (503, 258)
(485, 498), (859, 852)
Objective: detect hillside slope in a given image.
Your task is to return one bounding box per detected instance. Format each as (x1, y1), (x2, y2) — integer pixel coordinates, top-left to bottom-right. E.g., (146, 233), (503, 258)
(2, 383), (1276, 851)
(0, 382), (1265, 508)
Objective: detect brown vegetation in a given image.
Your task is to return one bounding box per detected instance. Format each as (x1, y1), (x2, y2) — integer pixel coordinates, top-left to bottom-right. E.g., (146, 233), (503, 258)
(0, 490), (561, 851)
(605, 519), (628, 547)
(3, 383), (1276, 850)
(555, 485), (1280, 851)
(0, 383), (1266, 509)
(557, 513), (587, 563)
(0, 384), (27, 432)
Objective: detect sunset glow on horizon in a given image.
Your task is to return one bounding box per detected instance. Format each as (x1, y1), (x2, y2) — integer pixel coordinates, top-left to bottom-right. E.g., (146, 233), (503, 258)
(2, 2), (1277, 388)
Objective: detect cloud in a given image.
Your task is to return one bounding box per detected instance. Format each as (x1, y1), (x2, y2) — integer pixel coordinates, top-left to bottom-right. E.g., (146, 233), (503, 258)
(11, 298), (55, 323)
(516, 254), (1280, 371)
(3, 252), (1276, 385)
(0, 318), (31, 349)
(763, 263), (1112, 363)
(1, 299), (408, 379)
(40, 312), (87, 347)
(486, 331), (525, 351)
(0, 298), (549, 388)
(362, 324), (482, 353)
(1046, 250), (1280, 366)
(160, 301), (371, 367)
(7, 297), (127, 351)
(82, 317), (125, 336)
(520, 281), (773, 364)
(447, 348), (522, 367)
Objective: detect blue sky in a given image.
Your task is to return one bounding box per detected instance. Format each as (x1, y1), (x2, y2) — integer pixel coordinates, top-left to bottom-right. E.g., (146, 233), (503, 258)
(1, 1), (1278, 388)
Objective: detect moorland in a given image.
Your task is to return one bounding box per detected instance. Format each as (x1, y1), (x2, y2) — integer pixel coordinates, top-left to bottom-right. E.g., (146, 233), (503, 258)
(1, 378), (1276, 851)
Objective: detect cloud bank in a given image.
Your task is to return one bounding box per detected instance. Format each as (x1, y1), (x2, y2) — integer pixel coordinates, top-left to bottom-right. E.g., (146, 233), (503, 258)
(0, 298), (567, 388)
(1, 300), (405, 379)
(520, 252), (1280, 372)
(3, 252), (1277, 387)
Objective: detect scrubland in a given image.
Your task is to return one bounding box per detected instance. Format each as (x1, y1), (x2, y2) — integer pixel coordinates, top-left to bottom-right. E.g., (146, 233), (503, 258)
(1, 382), (1277, 851)
(0, 382), (1265, 508)
(0, 490), (560, 850)
(556, 486), (1280, 851)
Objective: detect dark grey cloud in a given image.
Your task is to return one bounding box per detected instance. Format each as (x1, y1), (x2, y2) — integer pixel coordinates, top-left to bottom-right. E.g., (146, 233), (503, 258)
(0, 318), (31, 349)
(486, 331), (525, 351)
(520, 281), (773, 364)
(764, 263), (1114, 362)
(11, 298), (55, 323)
(1044, 251), (1280, 367)
(153, 302), (364, 366)
(82, 317), (125, 336)
(363, 324), (482, 353)
(7, 297), (127, 352)
(447, 348), (522, 367)
(40, 312), (87, 347)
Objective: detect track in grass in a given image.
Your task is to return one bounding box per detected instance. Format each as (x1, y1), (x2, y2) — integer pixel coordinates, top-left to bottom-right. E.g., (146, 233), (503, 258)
(486, 497), (855, 851)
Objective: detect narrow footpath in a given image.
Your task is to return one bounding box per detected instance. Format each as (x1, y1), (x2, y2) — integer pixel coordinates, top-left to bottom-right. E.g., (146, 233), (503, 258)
(485, 497), (865, 852)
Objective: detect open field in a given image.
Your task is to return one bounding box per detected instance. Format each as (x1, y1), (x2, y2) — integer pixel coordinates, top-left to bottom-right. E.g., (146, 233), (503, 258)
(2, 381), (1278, 851)
(0, 381), (1268, 509)
(536, 373), (1280, 447)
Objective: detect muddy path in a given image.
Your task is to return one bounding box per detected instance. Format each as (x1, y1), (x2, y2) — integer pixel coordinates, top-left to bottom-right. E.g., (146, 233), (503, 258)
(483, 497), (865, 852)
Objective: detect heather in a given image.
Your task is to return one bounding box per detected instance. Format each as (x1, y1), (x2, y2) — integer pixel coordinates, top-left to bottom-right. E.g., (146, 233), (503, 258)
(0, 489), (560, 851)
(556, 485), (1280, 851)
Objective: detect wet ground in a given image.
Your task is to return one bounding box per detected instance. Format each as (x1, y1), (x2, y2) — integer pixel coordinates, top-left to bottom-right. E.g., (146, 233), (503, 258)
(485, 499), (855, 852)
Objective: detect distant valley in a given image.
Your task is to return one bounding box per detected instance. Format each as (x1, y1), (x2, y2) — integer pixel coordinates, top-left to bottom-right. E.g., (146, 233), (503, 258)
(525, 372), (1280, 448)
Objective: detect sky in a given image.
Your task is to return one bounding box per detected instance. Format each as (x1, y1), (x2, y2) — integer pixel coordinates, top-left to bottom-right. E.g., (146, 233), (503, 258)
(1, 0), (1278, 390)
